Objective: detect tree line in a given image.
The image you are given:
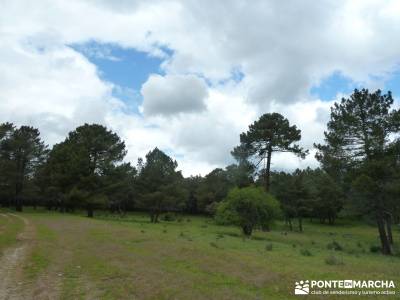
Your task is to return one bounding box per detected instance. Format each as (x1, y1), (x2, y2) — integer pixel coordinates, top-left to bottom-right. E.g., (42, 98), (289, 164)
(0, 89), (399, 254)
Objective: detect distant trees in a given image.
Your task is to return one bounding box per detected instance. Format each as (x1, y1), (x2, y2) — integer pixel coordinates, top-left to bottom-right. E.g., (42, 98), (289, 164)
(270, 168), (343, 232)
(43, 124), (127, 217)
(316, 89), (400, 255)
(136, 148), (186, 223)
(0, 123), (48, 211)
(234, 113), (307, 192)
(195, 168), (232, 214)
(215, 186), (280, 236)
(1, 89), (398, 253)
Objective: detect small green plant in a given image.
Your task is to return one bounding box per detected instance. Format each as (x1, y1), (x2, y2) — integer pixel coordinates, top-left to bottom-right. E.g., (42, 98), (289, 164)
(292, 244), (297, 248)
(325, 255), (344, 265)
(370, 245), (381, 253)
(265, 243), (273, 251)
(161, 213), (176, 222)
(216, 233), (224, 239)
(327, 241), (343, 251)
(300, 249), (312, 256)
(210, 242), (219, 249)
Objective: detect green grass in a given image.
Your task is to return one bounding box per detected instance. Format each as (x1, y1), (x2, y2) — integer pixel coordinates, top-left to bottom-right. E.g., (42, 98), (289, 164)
(6, 210), (400, 299)
(0, 209), (24, 253)
(23, 223), (55, 279)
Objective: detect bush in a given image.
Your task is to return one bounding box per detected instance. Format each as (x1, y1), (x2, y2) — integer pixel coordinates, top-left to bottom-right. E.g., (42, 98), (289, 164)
(161, 213), (176, 222)
(300, 249), (312, 256)
(265, 243), (273, 251)
(325, 255), (344, 265)
(210, 242), (220, 249)
(327, 241), (343, 251)
(215, 187), (280, 236)
(370, 245), (381, 253)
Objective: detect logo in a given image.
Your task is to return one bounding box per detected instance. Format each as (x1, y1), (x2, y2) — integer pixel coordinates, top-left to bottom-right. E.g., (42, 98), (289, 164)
(295, 280), (310, 295)
(294, 279), (396, 296)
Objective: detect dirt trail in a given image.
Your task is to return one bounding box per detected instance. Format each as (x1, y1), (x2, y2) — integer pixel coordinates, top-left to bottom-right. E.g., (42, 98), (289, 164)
(0, 213), (34, 300)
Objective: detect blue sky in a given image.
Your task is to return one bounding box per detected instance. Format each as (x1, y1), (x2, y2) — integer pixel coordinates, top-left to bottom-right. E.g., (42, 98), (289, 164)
(73, 42), (400, 107)
(72, 42), (164, 91)
(3, 1), (400, 175)
(71, 42), (166, 112)
(312, 70), (400, 101)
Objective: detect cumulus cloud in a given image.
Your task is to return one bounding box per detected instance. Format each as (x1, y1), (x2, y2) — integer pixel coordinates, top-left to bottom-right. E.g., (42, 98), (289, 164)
(141, 74), (208, 116)
(1, 0), (400, 175)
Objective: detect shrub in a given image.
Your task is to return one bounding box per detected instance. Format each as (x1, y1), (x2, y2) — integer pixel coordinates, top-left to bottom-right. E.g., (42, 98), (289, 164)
(215, 187), (280, 236)
(325, 255), (344, 265)
(370, 245), (381, 253)
(265, 243), (273, 251)
(161, 213), (176, 222)
(300, 249), (312, 256)
(210, 242), (220, 249)
(327, 241), (343, 251)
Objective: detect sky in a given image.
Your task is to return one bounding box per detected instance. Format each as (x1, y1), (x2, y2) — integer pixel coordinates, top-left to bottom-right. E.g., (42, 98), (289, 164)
(1, 0), (400, 176)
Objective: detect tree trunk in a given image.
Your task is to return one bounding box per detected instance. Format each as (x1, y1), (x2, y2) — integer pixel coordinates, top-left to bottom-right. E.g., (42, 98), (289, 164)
(262, 223), (270, 232)
(385, 213), (393, 245)
(15, 197), (23, 212)
(87, 207), (94, 218)
(288, 218), (293, 231)
(264, 148), (272, 192)
(15, 179), (23, 212)
(298, 217), (303, 232)
(377, 216), (391, 255)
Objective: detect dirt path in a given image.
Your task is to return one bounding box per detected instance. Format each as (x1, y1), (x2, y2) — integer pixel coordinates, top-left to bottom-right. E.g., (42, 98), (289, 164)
(0, 213), (35, 300)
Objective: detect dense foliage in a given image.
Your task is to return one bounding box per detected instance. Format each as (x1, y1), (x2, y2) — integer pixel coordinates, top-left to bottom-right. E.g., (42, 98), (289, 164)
(215, 186), (280, 236)
(0, 89), (399, 255)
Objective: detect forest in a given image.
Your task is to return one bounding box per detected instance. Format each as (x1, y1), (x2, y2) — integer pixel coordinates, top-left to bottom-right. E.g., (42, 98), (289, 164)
(1, 88), (399, 257)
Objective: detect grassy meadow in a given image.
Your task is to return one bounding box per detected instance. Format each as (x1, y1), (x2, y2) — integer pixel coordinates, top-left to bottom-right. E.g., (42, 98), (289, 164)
(0, 208), (400, 299)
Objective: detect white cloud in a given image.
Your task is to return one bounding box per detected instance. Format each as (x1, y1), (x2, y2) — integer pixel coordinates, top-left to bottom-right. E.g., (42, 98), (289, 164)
(141, 74), (208, 116)
(1, 0), (400, 176)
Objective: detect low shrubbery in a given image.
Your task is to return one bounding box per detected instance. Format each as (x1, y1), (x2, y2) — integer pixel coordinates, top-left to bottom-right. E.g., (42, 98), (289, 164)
(215, 186), (280, 236)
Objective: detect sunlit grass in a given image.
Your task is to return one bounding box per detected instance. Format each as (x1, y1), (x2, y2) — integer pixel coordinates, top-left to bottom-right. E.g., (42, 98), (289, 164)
(11, 210), (400, 299)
